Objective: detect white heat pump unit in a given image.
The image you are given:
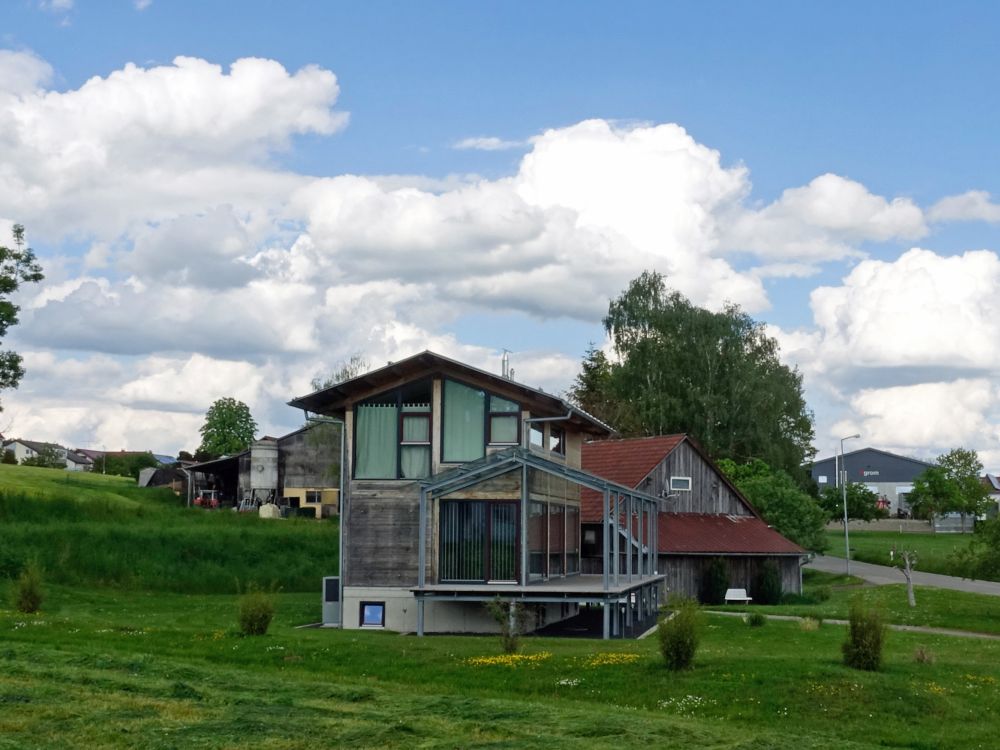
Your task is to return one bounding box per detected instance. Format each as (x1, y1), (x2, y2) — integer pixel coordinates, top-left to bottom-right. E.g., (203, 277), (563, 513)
(322, 576), (340, 626)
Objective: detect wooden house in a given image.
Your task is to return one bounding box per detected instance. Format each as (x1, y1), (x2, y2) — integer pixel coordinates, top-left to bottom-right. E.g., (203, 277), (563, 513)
(289, 351), (664, 638)
(582, 435), (804, 600)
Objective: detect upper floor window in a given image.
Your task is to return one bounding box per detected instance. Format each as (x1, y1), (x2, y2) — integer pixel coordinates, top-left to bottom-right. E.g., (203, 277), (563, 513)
(442, 379), (521, 462)
(355, 380), (432, 479)
(529, 425), (544, 449)
(548, 425), (565, 455)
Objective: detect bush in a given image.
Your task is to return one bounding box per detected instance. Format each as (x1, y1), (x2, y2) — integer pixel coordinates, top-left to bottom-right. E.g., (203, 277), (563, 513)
(842, 600), (886, 671)
(658, 597), (701, 670)
(485, 598), (531, 654)
(753, 561), (783, 605)
(799, 616), (821, 631)
(2, 450), (16, 465)
(13, 559), (43, 613)
(745, 611), (767, 627)
(699, 557), (729, 605)
(237, 584), (276, 636)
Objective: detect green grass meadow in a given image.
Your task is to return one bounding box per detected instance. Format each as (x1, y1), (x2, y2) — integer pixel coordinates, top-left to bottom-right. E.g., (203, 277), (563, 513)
(2, 465), (1000, 748)
(823, 528), (977, 576)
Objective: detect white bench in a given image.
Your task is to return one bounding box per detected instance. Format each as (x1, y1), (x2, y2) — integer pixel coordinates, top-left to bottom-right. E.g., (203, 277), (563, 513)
(725, 588), (752, 604)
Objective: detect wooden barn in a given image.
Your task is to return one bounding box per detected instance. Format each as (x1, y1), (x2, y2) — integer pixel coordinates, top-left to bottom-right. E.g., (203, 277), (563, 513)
(582, 435), (805, 600)
(289, 351), (664, 638)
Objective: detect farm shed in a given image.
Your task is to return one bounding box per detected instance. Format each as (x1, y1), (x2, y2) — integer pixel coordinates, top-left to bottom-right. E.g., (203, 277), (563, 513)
(582, 435), (805, 600)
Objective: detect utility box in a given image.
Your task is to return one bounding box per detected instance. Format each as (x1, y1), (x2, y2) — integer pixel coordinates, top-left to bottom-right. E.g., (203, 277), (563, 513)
(322, 576), (340, 626)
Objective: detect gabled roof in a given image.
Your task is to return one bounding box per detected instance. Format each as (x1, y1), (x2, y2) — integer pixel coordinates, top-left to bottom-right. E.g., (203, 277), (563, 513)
(658, 513), (804, 555)
(66, 451), (92, 465)
(288, 350), (613, 436)
(4, 439), (64, 453)
(580, 435), (686, 522)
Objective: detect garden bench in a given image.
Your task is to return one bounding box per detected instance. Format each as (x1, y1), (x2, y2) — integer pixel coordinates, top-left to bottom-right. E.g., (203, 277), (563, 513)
(724, 588), (752, 604)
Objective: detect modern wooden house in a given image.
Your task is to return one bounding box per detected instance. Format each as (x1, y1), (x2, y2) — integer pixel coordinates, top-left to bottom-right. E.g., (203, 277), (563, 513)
(582, 435), (805, 599)
(289, 351), (664, 638)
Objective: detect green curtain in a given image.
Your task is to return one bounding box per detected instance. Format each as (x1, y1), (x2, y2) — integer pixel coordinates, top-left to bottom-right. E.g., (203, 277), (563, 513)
(401, 446), (430, 478)
(443, 381), (485, 462)
(355, 404), (398, 478)
(490, 415), (518, 443)
(402, 415), (429, 442)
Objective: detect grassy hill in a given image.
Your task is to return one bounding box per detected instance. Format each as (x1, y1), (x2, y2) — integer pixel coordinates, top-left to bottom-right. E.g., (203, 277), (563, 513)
(0, 465), (338, 593)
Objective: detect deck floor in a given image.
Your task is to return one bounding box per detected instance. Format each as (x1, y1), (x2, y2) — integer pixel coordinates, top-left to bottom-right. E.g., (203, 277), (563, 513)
(415, 573), (664, 598)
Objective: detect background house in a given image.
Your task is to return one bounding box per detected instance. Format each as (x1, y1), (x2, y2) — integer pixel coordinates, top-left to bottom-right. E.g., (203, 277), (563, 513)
(3, 439), (73, 469)
(582, 435), (805, 599)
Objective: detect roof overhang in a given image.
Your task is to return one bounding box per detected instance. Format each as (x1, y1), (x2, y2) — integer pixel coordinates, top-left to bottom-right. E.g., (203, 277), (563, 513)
(288, 350), (613, 436)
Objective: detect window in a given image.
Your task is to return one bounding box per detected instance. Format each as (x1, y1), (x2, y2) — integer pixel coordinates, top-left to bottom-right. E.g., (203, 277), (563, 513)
(548, 425), (565, 455)
(548, 503), (565, 576)
(442, 380), (486, 462)
(305, 490), (322, 504)
(400, 403), (431, 479)
(443, 380), (521, 461)
(528, 500), (547, 580)
(529, 425), (544, 449)
(669, 476), (692, 492)
(439, 500), (518, 583)
(354, 381), (432, 479)
(360, 601), (385, 627)
(488, 395), (519, 445)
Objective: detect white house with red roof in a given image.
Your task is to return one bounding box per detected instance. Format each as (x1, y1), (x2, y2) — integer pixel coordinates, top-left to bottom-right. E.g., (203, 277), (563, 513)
(582, 435), (805, 599)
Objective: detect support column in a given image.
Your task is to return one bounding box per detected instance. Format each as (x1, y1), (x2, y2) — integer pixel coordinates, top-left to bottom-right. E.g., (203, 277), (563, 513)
(602, 488), (610, 591)
(602, 600), (610, 640)
(626, 494), (633, 583)
(418, 488), (427, 588)
(612, 493), (620, 587)
(417, 598), (425, 636)
(521, 464), (529, 586)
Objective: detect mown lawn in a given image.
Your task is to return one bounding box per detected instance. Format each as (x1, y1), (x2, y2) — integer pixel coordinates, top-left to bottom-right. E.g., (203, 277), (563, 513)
(0, 465), (339, 593)
(1, 584), (999, 749)
(823, 529), (985, 578)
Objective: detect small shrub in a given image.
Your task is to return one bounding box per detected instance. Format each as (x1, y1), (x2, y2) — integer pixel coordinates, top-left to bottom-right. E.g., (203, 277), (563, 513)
(799, 616), (821, 632)
(485, 598), (531, 654)
(658, 597), (701, 670)
(745, 611), (767, 627)
(842, 600), (886, 671)
(13, 559), (43, 614)
(237, 584), (275, 636)
(1, 450), (17, 465)
(914, 645), (935, 665)
(699, 557), (729, 605)
(753, 561), (783, 605)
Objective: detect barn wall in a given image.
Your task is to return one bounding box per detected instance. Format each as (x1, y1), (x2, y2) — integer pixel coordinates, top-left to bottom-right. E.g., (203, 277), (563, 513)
(279, 424), (341, 489)
(660, 554), (801, 599)
(637, 441), (750, 515)
(344, 480), (422, 587)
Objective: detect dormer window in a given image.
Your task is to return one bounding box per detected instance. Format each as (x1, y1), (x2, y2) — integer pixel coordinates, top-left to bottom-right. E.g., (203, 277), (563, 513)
(548, 425), (565, 455)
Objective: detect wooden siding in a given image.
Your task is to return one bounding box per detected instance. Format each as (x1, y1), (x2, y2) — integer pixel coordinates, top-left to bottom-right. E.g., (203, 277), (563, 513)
(659, 554), (801, 599)
(637, 441), (750, 515)
(345, 480), (422, 587)
(440, 469), (520, 500)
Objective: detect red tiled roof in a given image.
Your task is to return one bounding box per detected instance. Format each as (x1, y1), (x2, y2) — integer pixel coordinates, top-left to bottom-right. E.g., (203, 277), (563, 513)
(658, 513), (804, 555)
(580, 435), (685, 522)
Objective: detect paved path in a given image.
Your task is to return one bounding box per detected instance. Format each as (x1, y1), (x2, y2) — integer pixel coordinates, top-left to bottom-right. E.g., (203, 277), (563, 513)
(806, 554), (1000, 597)
(708, 610), (1000, 640)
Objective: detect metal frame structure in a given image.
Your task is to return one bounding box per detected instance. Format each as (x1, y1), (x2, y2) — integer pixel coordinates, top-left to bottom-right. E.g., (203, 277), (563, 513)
(414, 447), (663, 639)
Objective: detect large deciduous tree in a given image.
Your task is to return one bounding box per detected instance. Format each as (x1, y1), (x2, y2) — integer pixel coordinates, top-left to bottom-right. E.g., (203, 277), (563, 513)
(569, 271), (815, 480)
(0, 225), (44, 408)
(909, 448), (989, 528)
(819, 483), (886, 524)
(197, 398), (257, 459)
(718, 458), (828, 551)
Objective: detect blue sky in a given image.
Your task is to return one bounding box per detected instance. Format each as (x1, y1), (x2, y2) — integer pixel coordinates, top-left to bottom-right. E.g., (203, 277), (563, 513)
(1, 1), (1000, 467)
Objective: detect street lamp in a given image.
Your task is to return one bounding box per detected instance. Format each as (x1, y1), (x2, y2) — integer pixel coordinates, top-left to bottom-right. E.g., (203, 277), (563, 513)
(840, 433), (861, 575)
